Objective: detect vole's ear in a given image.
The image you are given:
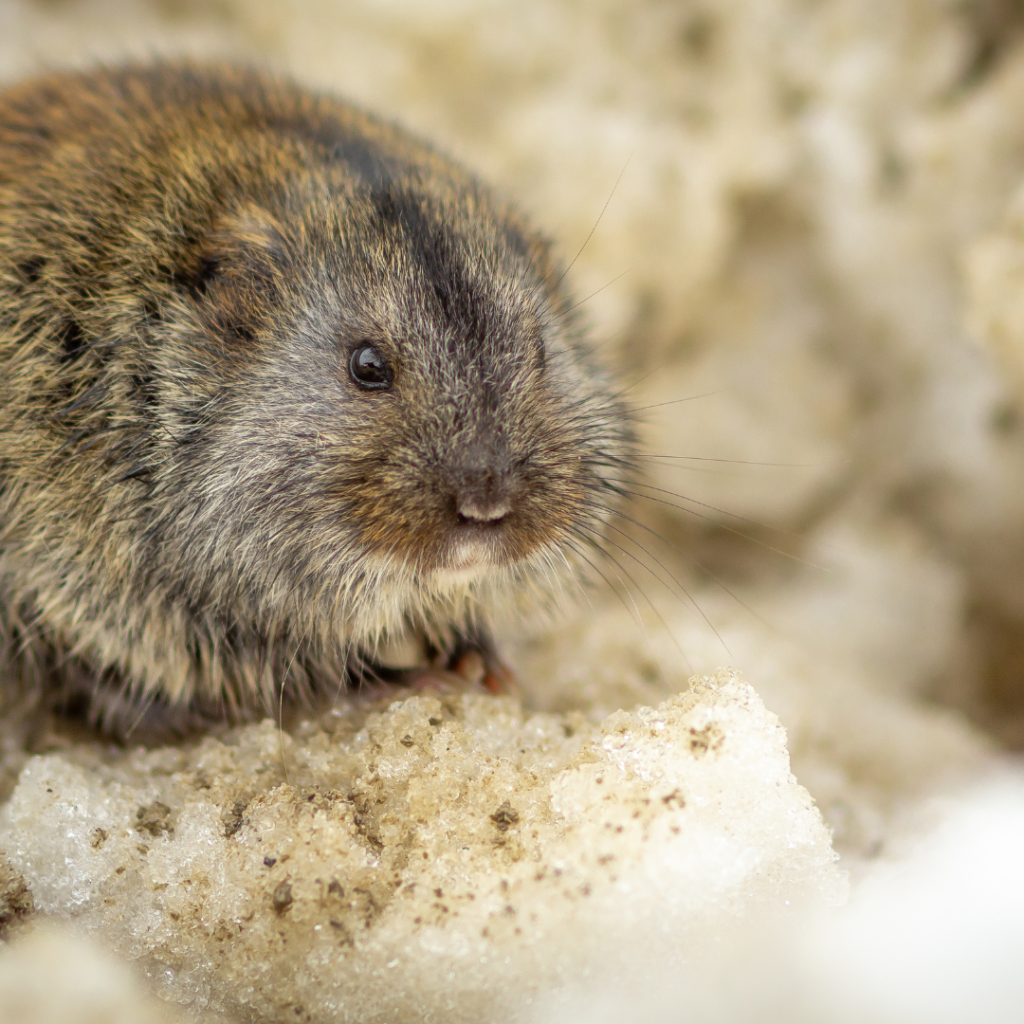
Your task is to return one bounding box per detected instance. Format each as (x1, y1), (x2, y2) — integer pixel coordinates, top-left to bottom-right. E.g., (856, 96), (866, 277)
(178, 206), (287, 302)
(176, 207), (290, 348)
(223, 208), (289, 265)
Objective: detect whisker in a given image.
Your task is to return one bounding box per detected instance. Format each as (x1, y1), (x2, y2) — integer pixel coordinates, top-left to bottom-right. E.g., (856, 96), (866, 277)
(275, 677), (292, 784)
(623, 484), (824, 569)
(565, 532), (647, 629)
(550, 541), (596, 614)
(578, 514), (731, 657)
(122, 685), (158, 738)
(562, 535), (642, 628)
(556, 153), (632, 287)
(554, 269), (630, 320)
(618, 365), (663, 395)
(637, 455), (822, 468)
(631, 390), (727, 410)
(587, 322), (636, 357)
(584, 500), (780, 638)
(570, 523), (693, 670)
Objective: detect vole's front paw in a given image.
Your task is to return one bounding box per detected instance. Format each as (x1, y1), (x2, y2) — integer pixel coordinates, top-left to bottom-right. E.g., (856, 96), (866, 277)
(449, 648), (518, 696)
(403, 643), (519, 698)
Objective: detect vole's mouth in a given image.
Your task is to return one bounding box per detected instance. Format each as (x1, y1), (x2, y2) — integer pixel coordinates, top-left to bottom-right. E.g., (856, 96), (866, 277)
(449, 526), (502, 566)
(432, 523), (510, 585)
(456, 510), (507, 527)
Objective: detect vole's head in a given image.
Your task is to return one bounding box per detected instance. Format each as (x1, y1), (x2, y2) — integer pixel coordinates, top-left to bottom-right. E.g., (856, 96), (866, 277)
(151, 170), (632, 643)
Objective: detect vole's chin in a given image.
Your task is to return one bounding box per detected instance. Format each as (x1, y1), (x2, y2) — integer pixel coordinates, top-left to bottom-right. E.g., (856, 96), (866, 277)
(432, 531), (503, 588)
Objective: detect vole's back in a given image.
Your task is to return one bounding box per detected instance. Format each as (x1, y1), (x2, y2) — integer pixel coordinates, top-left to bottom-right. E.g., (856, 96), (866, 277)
(0, 64), (631, 727)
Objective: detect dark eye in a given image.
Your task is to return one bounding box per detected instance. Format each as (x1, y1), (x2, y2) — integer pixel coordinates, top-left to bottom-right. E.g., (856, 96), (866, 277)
(349, 344), (393, 390)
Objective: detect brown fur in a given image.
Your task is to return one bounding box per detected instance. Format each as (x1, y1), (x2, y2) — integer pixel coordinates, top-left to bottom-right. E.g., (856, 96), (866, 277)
(0, 62), (634, 729)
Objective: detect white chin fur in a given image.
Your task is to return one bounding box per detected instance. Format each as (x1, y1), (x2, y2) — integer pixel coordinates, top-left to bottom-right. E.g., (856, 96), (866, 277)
(433, 534), (498, 588)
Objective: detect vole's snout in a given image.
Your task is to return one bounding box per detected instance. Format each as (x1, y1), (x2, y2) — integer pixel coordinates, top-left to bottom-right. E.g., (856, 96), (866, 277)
(449, 443), (514, 526)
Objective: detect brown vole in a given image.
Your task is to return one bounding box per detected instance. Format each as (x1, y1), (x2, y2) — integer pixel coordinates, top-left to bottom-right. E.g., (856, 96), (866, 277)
(0, 63), (633, 731)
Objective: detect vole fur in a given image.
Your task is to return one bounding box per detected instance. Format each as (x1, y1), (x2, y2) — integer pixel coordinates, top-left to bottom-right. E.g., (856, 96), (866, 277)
(0, 63), (633, 729)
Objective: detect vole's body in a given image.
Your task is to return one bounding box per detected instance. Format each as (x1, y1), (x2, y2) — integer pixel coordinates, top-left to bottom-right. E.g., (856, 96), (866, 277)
(0, 64), (632, 727)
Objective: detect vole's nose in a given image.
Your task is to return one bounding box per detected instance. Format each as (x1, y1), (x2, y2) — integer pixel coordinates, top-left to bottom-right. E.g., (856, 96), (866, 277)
(458, 489), (511, 523)
(451, 445), (513, 524)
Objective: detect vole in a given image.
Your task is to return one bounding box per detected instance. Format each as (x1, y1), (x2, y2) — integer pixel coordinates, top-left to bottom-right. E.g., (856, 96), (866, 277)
(0, 63), (633, 731)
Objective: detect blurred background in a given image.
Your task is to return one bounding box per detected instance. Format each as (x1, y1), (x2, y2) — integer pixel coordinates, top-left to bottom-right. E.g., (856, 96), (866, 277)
(7, 0), (1024, 850)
